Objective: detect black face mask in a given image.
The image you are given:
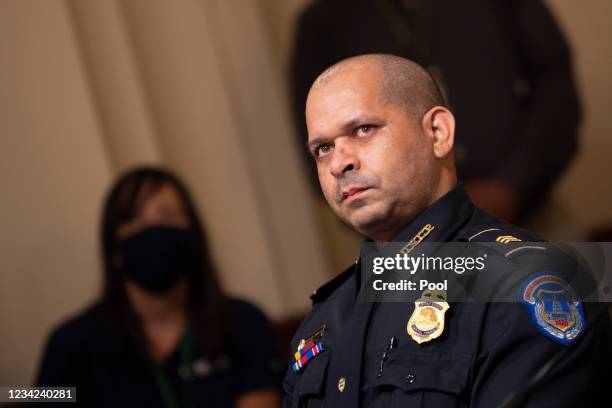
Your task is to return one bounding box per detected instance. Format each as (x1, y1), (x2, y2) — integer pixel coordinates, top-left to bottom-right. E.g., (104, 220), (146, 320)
(118, 225), (200, 293)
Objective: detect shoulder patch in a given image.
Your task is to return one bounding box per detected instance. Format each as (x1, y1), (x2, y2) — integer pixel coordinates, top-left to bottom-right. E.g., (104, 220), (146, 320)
(520, 273), (585, 345)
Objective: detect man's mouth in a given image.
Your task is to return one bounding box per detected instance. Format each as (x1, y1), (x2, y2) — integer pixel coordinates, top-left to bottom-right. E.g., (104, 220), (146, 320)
(342, 186), (370, 202)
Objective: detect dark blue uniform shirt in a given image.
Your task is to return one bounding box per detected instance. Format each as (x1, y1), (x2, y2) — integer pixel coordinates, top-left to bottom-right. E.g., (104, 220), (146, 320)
(283, 183), (611, 407)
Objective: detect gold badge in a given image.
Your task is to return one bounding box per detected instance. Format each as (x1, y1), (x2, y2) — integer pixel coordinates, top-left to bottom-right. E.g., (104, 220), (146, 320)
(407, 290), (449, 344)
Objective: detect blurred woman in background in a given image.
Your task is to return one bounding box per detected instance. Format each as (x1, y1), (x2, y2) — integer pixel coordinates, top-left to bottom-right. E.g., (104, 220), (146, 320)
(37, 167), (281, 407)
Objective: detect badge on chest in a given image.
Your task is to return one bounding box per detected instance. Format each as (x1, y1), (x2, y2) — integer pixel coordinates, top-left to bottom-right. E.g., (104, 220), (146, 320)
(407, 290), (449, 344)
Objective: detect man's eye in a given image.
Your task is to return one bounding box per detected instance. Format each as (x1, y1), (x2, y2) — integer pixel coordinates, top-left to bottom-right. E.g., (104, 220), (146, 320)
(357, 124), (375, 135)
(316, 144), (333, 158)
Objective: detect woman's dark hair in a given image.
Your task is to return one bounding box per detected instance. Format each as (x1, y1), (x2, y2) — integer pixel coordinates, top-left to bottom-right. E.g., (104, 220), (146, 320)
(99, 166), (229, 359)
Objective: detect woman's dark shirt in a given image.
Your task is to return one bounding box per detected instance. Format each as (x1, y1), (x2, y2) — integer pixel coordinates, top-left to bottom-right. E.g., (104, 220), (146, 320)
(37, 299), (282, 407)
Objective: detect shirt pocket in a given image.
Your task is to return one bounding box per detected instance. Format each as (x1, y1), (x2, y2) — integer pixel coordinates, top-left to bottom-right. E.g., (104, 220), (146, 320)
(362, 350), (471, 408)
(291, 350), (331, 408)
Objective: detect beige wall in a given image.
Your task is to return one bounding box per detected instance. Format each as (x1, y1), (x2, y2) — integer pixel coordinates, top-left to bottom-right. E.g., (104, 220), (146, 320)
(547, 0), (612, 230)
(0, 0), (330, 385)
(257, 0), (312, 69)
(0, 0), (110, 384)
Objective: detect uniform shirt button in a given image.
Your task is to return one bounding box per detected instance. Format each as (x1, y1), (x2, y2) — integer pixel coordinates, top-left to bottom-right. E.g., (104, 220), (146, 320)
(338, 376), (346, 392)
(405, 373), (416, 384)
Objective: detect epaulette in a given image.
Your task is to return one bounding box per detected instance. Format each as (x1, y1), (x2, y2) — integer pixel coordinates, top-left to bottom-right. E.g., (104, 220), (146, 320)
(463, 224), (547, 260)
(310, 260), (357, 304)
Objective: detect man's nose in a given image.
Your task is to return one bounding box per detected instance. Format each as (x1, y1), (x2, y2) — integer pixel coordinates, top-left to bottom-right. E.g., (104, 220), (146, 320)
(330, 139), (360, 178)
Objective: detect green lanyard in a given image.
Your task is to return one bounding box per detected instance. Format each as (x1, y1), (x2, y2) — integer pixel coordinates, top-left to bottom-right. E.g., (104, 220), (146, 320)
(150, 329), (194, 408)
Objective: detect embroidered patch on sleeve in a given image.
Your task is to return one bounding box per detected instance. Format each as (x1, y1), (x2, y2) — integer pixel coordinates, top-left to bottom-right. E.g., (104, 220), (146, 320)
(520, 273), (585, 345)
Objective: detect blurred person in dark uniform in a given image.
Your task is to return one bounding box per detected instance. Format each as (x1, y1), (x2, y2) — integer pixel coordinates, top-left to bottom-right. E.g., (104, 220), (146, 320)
(37, 167), (281, 408)
(291, 0), (580, 224)
(283, 54), (610, 407)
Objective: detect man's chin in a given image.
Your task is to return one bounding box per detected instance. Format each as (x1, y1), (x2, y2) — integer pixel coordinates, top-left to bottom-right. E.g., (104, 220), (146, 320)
(344, 207), (388, 236)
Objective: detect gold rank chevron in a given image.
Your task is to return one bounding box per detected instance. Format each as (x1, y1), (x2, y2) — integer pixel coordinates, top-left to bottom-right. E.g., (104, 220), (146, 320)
(495, 235), (522, 244)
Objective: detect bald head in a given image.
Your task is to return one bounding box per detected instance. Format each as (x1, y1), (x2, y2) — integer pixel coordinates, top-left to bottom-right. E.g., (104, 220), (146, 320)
(310, 54), (445, 120)
(305, 53), (457, 241)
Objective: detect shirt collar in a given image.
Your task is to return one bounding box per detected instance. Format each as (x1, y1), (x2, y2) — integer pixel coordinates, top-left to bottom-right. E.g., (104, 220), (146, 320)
(362, 181), (475, 252)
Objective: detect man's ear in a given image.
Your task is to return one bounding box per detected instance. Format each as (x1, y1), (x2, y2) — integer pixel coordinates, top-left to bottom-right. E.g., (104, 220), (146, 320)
(421, 106), (455, 159)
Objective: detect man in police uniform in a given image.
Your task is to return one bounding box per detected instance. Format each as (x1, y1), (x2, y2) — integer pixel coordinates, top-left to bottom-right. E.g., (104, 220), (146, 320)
(291, 0), (580, 224)
(283, 54), (610, 407)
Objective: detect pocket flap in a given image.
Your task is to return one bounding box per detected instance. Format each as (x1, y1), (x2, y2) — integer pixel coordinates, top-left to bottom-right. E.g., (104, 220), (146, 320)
(363, 351), (471, 395)
(296, 349), (331, 398)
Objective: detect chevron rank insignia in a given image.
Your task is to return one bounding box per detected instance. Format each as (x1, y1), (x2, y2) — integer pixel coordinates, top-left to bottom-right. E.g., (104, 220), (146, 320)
(496, 235), (522, 244)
